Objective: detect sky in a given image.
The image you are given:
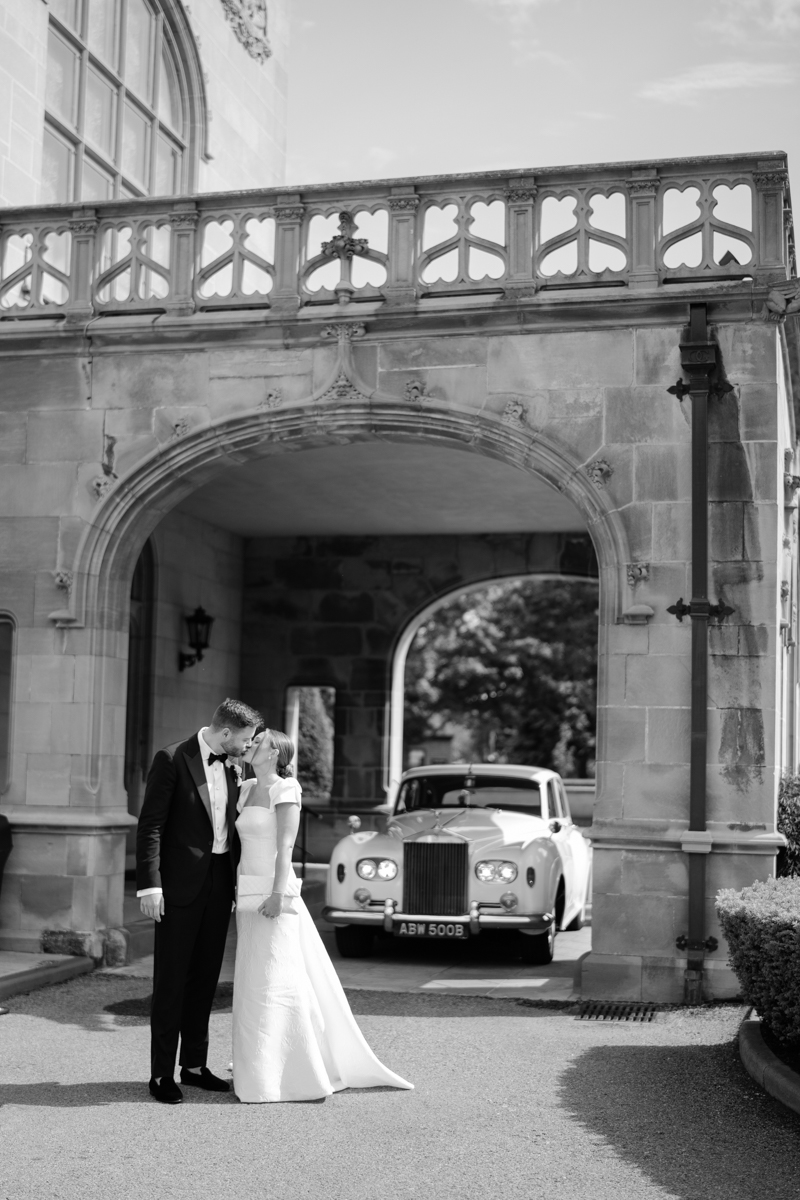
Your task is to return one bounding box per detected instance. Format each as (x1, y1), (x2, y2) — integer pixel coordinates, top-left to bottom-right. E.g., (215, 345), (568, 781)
(285, 0), (800, 198)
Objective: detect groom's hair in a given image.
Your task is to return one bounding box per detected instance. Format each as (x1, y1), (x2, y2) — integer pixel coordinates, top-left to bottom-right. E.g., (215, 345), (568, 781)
(210, 698), (263, 731)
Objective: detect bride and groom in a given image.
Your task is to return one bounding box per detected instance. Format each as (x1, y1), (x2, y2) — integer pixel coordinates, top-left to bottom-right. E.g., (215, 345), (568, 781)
(136, 697), (412, 1104)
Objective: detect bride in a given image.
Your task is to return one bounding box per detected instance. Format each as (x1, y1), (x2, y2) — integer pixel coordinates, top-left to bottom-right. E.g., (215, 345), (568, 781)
(232, 729), (413, 1102)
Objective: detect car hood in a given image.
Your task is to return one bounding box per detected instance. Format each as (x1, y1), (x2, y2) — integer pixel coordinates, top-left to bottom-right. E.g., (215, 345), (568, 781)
(388, 808), (551, 853)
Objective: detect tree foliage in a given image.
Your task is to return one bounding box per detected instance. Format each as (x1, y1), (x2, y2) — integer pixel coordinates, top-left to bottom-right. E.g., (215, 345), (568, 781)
(778, 773), (800, 877)
(404, 579), (598, 777)
(297, 686), (334, 798)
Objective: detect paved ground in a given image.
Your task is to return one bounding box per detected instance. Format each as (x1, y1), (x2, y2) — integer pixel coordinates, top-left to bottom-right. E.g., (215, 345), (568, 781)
(105, 874), (589, 999)
(1, 973), (799, 1200)
(106, 920), (590, 1001)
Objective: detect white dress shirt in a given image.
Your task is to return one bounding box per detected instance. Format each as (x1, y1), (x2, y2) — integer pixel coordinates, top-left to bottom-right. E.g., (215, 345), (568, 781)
(198, 727), (230, 855)
(137, 728), (230, 898)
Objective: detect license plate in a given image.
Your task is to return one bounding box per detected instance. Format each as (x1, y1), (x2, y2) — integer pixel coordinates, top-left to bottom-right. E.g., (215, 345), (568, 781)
(395, 920), (468, 940)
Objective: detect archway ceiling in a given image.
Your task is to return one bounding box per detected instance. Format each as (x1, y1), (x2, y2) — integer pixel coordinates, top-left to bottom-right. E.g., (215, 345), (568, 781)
(176, 442), (585, 537)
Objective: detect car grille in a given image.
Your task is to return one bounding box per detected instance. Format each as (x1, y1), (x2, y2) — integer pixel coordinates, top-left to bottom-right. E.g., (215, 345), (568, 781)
(403, 840), (468, 915)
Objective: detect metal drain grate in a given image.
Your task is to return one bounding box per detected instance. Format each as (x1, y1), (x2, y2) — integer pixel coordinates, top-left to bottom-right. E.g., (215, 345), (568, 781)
(578, 1001), (656, 1022)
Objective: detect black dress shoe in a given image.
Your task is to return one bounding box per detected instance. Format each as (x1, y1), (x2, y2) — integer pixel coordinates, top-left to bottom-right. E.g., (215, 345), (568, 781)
(180, 1066), (230, 1092)
(149, 1076), (183, 1104)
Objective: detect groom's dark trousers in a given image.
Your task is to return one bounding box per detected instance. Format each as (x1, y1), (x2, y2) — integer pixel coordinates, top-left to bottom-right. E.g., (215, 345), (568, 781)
(136, 734), (241, 1081)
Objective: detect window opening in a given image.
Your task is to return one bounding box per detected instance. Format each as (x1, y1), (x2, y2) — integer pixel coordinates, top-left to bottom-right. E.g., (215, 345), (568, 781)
(44, 0), (189, 202)
(396, 773), (543, 817)
(284, 686), (336, 802)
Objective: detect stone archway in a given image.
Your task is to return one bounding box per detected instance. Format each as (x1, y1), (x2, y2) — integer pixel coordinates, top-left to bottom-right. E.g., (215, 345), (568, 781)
(55, 402), (632, 806)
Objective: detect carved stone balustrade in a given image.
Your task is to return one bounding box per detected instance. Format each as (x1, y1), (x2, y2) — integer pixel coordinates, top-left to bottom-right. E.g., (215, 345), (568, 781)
(0, 152), (792, 320)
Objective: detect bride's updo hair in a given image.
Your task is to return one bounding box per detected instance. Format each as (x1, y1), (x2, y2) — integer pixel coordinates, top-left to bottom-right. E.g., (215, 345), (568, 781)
(269, 729), (295, 778)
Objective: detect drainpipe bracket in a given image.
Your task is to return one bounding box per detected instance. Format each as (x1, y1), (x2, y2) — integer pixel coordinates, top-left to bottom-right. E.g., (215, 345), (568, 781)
(681, 830), (713, 854)
(676, 935), (719, 953)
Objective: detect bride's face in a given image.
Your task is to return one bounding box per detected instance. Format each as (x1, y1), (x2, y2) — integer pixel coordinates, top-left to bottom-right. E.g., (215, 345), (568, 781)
(246, 732), (278, 770)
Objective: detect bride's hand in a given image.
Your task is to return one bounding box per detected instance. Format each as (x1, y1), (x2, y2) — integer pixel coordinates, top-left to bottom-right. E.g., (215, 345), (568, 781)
(258, 893), (283, 920)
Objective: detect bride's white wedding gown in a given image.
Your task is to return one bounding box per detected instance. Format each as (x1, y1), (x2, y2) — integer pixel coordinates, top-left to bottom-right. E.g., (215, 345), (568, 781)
(232, 777), (413, 1102)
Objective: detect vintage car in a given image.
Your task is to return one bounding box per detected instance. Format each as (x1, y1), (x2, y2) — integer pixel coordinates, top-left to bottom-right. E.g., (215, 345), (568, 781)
(323, 763), (591, 964)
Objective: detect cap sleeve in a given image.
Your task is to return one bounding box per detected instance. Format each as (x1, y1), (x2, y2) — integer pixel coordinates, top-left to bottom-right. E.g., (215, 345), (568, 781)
(268, 777), (303, 808)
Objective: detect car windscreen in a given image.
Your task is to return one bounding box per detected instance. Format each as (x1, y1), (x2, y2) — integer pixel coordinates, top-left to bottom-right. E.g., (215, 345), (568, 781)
(396, 775), (543, 816)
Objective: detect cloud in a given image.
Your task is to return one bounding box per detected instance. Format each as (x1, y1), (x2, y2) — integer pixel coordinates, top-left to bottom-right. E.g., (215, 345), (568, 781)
(470, 0), (569, 66)
(507, 36), (570, 65)
(639, 60), (795, 104)
(702, 0), (800, 42)
(367, 147), (397, 174)
(471, 0), (559, 11)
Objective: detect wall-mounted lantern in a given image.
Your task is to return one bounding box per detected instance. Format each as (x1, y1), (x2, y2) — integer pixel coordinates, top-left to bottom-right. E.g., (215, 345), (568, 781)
(178, 606), (214, 672)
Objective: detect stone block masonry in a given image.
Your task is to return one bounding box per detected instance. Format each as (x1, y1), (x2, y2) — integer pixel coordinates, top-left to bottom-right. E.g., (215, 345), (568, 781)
(241, 533), (596, 806)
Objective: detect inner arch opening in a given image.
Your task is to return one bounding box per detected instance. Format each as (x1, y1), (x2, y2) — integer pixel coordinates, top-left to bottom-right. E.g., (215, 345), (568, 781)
(389, 572), (599, 796)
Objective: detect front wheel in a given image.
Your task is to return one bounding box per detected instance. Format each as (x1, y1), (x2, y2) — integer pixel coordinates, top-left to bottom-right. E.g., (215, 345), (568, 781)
(519, 920), (555, 965)
(335, 925), (374, 958)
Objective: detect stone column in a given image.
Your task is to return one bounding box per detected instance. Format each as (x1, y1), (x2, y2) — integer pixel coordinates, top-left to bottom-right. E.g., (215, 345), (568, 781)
(580, 320), (785, 1003)
(505, 181), (537, 298)
(272, 196), (305, 314)
(384, 192), (419, 306)
(64, 212), (97, 324)
(0, 341), (135, 962)
(166, 203), (198, 317)
(754, 162), (789, 283)
(626, 172), (659, 289)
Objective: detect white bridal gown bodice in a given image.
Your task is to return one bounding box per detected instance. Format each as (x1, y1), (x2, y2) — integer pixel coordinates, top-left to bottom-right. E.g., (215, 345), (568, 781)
(232, 778), (413, 1103)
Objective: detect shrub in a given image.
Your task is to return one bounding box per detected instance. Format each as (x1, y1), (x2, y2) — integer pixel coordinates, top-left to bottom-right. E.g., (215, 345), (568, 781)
(716, 877), (800, 1044)
(778, 773), (800, 877)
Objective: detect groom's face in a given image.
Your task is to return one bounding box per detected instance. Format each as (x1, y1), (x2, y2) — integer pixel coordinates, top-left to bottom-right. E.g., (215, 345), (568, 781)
(220, 724), (257, 759)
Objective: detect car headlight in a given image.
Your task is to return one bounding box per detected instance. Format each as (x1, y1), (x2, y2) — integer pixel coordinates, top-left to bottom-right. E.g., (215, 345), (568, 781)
(357, 858), (398, 881)
(475, 860), (518, 883)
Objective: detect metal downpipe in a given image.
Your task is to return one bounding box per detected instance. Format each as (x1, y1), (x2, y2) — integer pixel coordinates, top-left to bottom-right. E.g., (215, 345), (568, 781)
(668, 303), (728, 1004)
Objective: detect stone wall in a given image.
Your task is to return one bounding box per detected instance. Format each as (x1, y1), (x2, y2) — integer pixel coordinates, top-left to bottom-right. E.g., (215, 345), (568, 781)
(0, 0), (48, 206)
(240, 532), (597, 804)
(150, 511), (244, 752)
(0, 305), (791, 993)
(584, 322), (787, 1001)
(188, 0), (289, 193)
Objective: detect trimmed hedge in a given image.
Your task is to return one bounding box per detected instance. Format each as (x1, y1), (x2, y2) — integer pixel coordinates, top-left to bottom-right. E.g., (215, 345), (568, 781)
(778, 773), (800, 877)
(716, 877), (800, 1044)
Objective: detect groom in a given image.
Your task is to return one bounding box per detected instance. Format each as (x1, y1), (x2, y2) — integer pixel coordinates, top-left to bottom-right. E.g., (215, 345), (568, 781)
(136, 697), (262, 1104)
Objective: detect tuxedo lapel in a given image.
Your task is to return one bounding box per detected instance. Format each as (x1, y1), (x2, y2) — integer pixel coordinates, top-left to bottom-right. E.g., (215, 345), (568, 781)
(184, 739), (213, 829)
(225, 762), (240, 829)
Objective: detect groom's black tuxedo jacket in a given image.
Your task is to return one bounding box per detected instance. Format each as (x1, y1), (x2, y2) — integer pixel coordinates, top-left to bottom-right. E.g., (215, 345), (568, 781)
(136, 734), (247, 907)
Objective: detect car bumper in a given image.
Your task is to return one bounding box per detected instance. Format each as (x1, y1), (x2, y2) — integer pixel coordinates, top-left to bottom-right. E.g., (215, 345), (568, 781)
(322, 905), (554, 934)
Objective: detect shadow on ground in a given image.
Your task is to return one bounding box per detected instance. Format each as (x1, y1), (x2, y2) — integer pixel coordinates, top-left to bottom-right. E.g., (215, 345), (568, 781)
(559, 1038), (800, 1200)
(103, 985), (566, 1021)
(0, 1080), (227, 1107)
(3, 975), (566, 1039)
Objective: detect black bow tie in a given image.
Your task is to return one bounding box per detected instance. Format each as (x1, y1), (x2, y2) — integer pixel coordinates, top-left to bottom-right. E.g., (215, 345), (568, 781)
(207, 752), (227, 767)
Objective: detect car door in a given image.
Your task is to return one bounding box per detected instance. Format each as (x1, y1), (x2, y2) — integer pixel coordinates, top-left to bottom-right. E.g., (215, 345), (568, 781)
(557, 777), (591, 914)
(546, 777), (575, 915)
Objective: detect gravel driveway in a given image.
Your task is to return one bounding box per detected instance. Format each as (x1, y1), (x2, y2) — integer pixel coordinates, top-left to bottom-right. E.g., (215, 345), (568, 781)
(1, 975), (798, 1200)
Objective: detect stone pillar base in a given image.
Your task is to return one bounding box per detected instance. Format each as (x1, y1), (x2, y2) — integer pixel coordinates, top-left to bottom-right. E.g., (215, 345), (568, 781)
(0, 807), (135, 960)
(0, 924), (130, 965)
(42, 926), (129, 965)
(580, 951), (740, 1003)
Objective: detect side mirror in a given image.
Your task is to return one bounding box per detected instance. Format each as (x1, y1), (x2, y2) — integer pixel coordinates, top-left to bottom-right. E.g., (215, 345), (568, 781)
(347, 814), (362, 832)
(549, 819), (562, 834)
